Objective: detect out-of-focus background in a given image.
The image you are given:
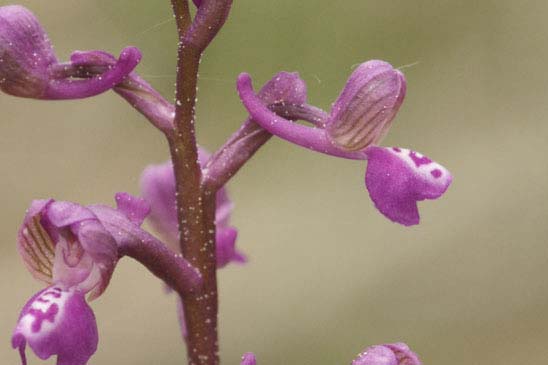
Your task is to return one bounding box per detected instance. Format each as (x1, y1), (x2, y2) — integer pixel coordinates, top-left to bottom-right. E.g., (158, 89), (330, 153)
(1, 0), (548, 364)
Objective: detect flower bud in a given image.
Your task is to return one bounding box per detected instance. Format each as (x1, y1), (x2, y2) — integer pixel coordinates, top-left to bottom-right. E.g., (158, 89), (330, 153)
(0, 5), (141, 100)
(258, 71), (307, 106)
(241, 352), (257, 365)
(0, 5), (56, 97)
(326, 60), (406, 151)
(352, 343), (421, 365)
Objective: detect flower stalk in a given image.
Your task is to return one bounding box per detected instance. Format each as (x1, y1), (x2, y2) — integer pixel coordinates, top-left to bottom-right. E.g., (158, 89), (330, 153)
(168, 1), (234, 364)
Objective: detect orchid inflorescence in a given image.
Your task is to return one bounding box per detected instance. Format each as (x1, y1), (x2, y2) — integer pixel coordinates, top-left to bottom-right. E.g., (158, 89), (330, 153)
(2, 2), (451, 365)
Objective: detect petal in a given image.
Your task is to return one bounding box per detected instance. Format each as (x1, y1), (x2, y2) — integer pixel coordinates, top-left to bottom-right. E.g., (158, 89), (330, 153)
(241, 352), (257, 365)
(384, 343), (421, 365)
(364, 147), (452, 226)
(215, 186), (234, 227)
(115, 192), (151, 226)
(216, 227), (247, 268)
(45, 201), (96, 228)
(326, 60), (406, 151)
(353, 345), (398, 365)
(352, 343), (421, 365)
(73, 220), (118, 300)
(258, 71), (307, 106)
(139, 161), (179, 249)
(17, 200), (55, 283)
(12, 286), (98, 365)
(0, 5), (57, 98)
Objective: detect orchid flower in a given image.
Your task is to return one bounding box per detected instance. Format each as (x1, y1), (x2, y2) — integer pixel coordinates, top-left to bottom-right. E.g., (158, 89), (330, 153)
(140, 149), (246, 269)
(0, 5), (140, 99)
(12, 193), (201, 365)
(236, 60), (452, 226)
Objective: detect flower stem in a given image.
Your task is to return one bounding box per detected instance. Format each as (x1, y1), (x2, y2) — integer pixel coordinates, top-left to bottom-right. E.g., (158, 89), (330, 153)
(169, 1), (231, 364)
(203, 103), (329, 191)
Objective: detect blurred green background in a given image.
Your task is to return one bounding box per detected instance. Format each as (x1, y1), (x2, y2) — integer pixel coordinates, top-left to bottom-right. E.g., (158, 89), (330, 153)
(2, 0), (548, 364)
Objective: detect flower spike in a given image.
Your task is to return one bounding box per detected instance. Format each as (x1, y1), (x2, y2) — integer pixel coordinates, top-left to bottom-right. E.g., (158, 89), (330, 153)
(0, 5), (140, 100)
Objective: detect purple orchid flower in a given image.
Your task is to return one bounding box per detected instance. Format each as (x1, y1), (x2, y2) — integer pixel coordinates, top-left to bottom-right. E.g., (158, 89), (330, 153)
(140, 149), (246, 269)
(0, 5), (141, 99)
(236, 60), (452, 226)
(12, 193), (201, 365)
(352, 343), (421, 365)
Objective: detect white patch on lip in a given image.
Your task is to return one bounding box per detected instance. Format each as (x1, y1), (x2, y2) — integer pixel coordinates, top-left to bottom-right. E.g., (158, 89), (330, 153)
(390, 147), (450, 186)
(17, 287), (70, 339)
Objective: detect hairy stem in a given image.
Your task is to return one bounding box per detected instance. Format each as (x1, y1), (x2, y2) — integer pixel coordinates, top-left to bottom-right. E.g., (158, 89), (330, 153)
(169, 1), (232, 364)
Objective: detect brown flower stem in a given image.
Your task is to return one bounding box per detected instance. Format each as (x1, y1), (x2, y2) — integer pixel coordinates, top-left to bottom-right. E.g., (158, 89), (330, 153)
(169, 1), (233, 364)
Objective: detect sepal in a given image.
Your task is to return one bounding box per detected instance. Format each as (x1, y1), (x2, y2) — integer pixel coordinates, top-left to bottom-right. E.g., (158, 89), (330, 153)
(326, 60), (406, 151)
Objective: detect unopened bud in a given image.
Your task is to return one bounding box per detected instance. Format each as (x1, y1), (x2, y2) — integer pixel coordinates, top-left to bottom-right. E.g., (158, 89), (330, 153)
(326, 60), (406, 151)
(0, 5), (56, 98)
(353, 343), (421, 365)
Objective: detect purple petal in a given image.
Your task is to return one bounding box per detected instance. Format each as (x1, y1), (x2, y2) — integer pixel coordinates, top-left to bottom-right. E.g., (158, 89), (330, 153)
(17, 200), (55, 284)
(326, 60), (406, 151)
(0, 5), (56, 98)
(139, 161), (179, 250)
(115, 192), (150, 226)
(364, 146), (452, 226)
(384, 343), (421, 365)
(352, 343), (421, 365)
(216, 227), (247, 268)
(241, 352), (257, 365)
(45, 201), (96, 228)
(258, 71), (307, 106)
(72, 220), (118, 300)
(215, 186), (234, 227)
(12, 286), (98, 365)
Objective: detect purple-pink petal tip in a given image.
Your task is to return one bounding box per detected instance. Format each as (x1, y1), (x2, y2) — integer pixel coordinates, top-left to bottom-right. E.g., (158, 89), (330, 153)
(241, 352), (257, 365)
